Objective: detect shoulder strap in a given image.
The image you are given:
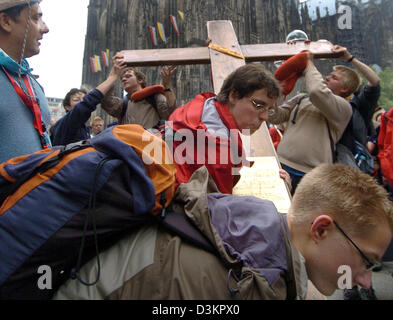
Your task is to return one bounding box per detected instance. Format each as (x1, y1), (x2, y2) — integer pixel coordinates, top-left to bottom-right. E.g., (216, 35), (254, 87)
(291, 94), (308, 124)
(0, 140), (91, 205)
(145, 93), (158, 111)
(121, 95), (129, 120)
(325, 119), (337, 162)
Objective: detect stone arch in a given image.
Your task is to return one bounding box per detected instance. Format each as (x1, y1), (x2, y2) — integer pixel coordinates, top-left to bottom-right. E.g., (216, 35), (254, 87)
(99, 9), (108, 39)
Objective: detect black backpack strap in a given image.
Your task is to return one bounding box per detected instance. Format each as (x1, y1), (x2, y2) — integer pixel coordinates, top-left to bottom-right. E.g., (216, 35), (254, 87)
(325, 119), (337, 163)
(159, 209), (218, 255)
(145, 93), (158, 111)
(121, 95), (129, 120)
(291, 95), (308, 124)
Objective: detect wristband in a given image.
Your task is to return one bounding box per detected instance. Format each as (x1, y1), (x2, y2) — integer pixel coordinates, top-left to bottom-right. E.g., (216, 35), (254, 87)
(347, 56), (355, 63)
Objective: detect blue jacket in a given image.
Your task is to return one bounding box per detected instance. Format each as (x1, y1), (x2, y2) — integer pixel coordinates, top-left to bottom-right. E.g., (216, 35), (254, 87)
(51, 89), (103, 146)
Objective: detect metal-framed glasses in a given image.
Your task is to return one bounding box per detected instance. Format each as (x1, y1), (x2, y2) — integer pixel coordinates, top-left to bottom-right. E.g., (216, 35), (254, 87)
(333, 220), (382, 271)
(249, 98), (275, 116)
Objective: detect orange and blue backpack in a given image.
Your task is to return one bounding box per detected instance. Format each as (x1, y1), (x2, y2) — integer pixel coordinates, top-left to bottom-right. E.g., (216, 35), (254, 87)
(0, 124), (177, 298)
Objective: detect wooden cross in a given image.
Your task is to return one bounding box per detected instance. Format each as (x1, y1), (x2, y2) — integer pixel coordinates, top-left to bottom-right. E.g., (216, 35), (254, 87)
(121, 20), (339, 213)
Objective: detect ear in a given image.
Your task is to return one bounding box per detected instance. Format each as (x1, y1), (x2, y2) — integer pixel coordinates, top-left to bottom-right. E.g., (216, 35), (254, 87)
(309, 215), (334, 243)
(0, 12), (13, 33)
(340, 86), (351, 97)
(228, 89), (239, 105)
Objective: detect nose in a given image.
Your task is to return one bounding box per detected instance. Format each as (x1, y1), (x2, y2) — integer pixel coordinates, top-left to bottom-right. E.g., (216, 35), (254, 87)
(41, 21), (49, 34)
(258, 109), (269, 122)
(354, 270), (372, 289)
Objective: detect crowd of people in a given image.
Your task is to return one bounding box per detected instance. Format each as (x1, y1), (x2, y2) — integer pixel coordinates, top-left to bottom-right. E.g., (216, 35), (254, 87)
(0, 0), (392, 301)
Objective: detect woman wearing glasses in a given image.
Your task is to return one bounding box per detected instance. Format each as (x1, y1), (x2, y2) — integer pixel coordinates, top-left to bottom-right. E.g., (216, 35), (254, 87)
(166, 63), (290, 194)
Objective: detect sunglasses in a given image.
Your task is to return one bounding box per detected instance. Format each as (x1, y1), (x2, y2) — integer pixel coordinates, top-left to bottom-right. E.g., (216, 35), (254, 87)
(333, 220), (382, 271)
(249, 98), (275, 116)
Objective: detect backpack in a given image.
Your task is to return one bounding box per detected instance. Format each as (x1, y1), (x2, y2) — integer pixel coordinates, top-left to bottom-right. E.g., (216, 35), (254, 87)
(377, 108), (393, 187)
(326, 118), (374, 175)
(290, 95), (373, 174)
(0, 124), (215, 299)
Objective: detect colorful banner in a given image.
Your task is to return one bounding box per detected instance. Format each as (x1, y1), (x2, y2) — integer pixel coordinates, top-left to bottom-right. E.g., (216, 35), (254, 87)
(101, 50), (109, 67)
(149, 26), (158, 46)
(90, 57), (96, 73)
(94, 55), (102, 72)
(178, 10), (184, 21)
(157, 22), (166, 43)
(170, 15), (179, 35)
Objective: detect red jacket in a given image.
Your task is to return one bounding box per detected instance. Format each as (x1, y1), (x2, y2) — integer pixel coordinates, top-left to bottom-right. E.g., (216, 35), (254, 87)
(269, 126), (284, 150)
(378, 108), (393, 186)
(168, 93), (244, 194)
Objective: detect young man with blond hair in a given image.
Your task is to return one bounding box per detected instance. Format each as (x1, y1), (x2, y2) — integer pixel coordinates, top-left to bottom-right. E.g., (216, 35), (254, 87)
(269, 49), (359, 193)
(53, 163), (393, 300)
(288, 163), (392, 296)
(90, 116), (104, 138)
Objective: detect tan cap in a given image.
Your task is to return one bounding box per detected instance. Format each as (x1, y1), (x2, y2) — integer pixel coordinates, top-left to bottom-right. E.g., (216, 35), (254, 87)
(0, 1), (39, 12)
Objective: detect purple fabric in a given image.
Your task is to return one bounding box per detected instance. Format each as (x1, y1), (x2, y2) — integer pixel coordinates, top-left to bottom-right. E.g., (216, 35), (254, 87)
(208, 193), (288, 287)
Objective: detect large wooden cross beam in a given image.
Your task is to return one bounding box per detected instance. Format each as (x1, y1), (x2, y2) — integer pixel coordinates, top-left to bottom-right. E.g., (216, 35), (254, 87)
(121, 20), (338, 213)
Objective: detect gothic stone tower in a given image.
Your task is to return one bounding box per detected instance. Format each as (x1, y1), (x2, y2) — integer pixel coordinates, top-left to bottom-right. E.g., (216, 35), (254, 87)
(82, 0), (392, 123)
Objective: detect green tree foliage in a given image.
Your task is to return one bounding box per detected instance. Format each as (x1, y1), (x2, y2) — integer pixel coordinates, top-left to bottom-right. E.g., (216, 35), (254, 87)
(359, 66), (393, 111)
(378, 67), (393, 111)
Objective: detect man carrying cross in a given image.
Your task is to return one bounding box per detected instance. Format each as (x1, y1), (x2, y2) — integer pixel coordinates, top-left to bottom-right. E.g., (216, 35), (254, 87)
(269, 50), (357, 194)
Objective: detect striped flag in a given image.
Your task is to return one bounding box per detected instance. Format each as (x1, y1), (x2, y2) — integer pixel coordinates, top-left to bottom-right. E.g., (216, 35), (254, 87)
(157, 22), (166, 43)
(94, 55), (102, 72)
(170, 15), (179, 35)
(101, 50), (109, 67)
(149, 26), (158, 46)
(178, 10), (184, 21)
(90, 57), (96, 73)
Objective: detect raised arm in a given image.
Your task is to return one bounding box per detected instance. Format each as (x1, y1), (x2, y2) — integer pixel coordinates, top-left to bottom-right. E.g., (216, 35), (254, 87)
(304, 51), (352, 129)
(101, 52), (127, 119)
(331, 45), (380, 87)
(160, 66), (177, 110)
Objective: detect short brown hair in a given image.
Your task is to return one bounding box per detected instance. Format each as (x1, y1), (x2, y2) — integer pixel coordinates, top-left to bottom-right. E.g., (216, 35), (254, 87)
(333, 65), (361, 97)
(216, 63), (281, 103)
(289, 163), (393, 237)
(121, 67), (147, 88)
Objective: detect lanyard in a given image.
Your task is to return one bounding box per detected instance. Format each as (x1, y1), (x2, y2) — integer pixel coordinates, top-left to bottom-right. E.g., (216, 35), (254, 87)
(2, 67), (49, 149)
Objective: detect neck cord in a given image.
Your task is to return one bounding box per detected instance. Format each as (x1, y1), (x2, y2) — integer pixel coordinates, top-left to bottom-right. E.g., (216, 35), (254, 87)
(18, 3), (36, 100)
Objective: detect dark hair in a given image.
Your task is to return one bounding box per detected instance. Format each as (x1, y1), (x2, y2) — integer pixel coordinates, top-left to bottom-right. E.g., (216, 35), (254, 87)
(216, 63), (281, 103)
(120, 67), (147, 88)
(62, 88), (87, 108)
(1, 6), (25, 21)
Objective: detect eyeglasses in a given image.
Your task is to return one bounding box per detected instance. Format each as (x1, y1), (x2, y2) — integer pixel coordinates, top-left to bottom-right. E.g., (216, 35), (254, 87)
(333, 220), (382, 271)
(249, 98), (275, 116)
